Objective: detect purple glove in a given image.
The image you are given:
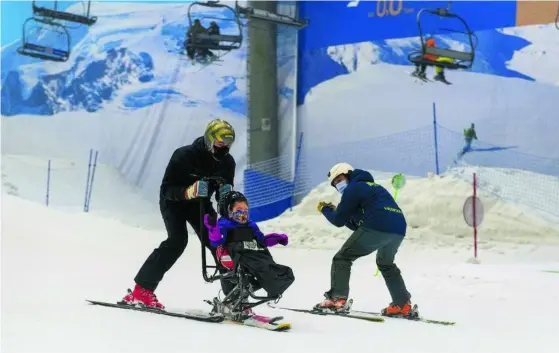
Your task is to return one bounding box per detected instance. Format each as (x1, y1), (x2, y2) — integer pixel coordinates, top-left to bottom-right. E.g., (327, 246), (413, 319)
(263, 233), (288, 247)
(204, 214), (222, 243)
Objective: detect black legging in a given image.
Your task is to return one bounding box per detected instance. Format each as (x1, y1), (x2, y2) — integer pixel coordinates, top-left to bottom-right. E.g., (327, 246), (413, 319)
(134, 200), (234, 294)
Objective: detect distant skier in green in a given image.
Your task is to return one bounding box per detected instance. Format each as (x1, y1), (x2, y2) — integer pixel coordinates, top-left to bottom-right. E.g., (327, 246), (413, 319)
(457, 123), (478, 159)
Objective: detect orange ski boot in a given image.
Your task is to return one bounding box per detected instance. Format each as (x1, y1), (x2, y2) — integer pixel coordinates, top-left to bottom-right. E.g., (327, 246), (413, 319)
(314, 297), (349, 312)
(381, 301), (418, 318)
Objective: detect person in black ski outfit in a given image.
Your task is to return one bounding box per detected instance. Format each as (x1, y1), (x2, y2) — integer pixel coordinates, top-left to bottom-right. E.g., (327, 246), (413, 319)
(121, 119), (237, 309)
(208, 21), (221, 49)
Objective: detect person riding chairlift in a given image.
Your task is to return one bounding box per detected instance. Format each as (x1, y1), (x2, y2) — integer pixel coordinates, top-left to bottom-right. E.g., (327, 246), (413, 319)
(185, 19), (217, 61)
(412, 37), (454, 83)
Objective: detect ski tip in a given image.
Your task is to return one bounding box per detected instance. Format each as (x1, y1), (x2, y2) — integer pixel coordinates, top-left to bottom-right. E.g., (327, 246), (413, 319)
(423, 319), (456, 326)
(274, 322), (291, 331)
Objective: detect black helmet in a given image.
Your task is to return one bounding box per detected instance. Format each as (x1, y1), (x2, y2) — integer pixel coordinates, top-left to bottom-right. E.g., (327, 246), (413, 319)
(218, 191), (248, 217)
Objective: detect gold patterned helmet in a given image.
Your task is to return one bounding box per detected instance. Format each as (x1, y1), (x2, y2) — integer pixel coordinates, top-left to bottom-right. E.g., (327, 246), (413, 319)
(204, 119), (235, 150)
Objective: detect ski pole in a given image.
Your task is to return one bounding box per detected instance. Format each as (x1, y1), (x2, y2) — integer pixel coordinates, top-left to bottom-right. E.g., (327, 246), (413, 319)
(85, 150), (98, 212)
(84, 149), (93, 212)
(46, 159), (51, 206)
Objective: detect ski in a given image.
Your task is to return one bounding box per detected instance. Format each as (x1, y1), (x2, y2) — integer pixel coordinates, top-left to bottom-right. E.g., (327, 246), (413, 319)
(351, 306), (456, 326)
(227, 315), (291, 332)
(86, 300), (224, 323)
(408, 71), (430, 84)
(268, 301), (385, 323)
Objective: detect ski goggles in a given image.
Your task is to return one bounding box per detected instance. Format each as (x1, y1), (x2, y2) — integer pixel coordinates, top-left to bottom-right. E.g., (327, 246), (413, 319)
(230, 209), (249, 224)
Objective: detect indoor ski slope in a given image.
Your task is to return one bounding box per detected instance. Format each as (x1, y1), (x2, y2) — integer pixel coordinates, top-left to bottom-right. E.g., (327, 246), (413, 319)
(2, 155), (559, 353)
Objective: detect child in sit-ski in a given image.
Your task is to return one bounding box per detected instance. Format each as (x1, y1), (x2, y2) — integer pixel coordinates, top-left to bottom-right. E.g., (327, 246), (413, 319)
(203, 191), (294, 316)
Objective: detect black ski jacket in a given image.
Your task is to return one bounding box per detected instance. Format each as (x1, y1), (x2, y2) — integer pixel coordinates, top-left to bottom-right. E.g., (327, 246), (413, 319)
(159, 136), (236, 206)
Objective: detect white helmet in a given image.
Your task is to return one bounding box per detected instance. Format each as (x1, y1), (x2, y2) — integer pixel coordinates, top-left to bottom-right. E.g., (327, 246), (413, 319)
(328, 162), (354, 185)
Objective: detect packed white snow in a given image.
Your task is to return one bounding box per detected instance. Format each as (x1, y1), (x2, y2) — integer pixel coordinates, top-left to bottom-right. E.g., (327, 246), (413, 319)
(3, 153), (559, 257)
(3, 190), (559, 353)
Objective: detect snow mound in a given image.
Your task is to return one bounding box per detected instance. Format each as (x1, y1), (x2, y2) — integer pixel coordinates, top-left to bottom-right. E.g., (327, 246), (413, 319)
(260, 170), (559, 250)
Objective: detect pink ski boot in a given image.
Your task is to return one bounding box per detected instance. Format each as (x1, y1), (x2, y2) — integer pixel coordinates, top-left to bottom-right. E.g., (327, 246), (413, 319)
(121, 284), (165, 309)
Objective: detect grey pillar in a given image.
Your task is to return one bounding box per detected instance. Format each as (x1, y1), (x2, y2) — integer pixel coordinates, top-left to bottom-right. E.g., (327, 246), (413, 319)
(247, 1), (279, 167)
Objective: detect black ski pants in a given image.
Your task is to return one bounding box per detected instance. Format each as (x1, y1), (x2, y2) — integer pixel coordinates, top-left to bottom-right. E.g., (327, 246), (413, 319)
(134, 200), (234, 294)
(235, 250), (295, 298)
(329, 227), (411, 307)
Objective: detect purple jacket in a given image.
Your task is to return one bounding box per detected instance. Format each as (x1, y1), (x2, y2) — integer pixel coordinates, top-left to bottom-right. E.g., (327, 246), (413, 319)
(204, 215), (288, 248)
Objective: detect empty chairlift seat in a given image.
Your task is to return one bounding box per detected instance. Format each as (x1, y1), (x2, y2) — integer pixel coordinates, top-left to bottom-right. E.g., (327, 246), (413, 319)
(17, 18), (71, 62)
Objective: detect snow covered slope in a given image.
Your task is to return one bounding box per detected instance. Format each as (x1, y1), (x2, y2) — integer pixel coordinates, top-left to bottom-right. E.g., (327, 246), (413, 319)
(262, 169), (559, 251)
(1, 154), (162, 230)
(1, 102), (247, 203)
(3, 192), (559, 353)
(300, 63), (558, 160)
(501, 25), (559, 86)
(4, 153), (557, 251)
(296, 23), (559, 196)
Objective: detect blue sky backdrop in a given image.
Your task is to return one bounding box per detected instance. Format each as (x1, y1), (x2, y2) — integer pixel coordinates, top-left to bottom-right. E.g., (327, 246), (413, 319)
(1, 1), (75, 46)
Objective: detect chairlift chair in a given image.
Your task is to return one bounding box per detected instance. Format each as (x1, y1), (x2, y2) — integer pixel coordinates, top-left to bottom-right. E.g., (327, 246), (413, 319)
(32, 0), (97, 26)
(408, 8), (476, 70)
(186, 1), (243, 53)
(17, 17), (71, 62)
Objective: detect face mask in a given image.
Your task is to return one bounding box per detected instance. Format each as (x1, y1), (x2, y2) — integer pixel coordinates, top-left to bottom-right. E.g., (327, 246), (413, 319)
(212, 145), (230, 160)
(230, 209), (249, 224)
(335, 180), (348, 194)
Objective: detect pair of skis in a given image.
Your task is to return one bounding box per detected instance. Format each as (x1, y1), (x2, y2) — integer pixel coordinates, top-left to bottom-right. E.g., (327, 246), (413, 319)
(410, 71), (452, 85)
(86, 299), (291, 332)
(87, 298), (455, 331)
(267, 299), (455, 326)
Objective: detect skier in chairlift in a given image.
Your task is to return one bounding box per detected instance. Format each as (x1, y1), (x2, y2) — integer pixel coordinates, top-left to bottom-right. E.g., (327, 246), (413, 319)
(185, 19), (216, 61)
(412, 37), (452, 84)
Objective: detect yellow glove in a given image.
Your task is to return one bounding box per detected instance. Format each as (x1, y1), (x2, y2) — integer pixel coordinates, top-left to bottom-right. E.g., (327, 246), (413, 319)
(317, 201), (336, 213)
